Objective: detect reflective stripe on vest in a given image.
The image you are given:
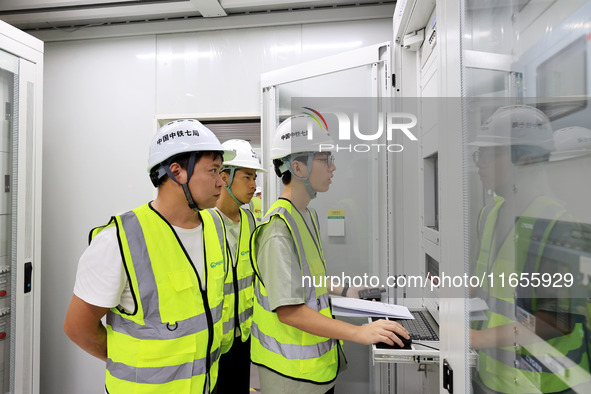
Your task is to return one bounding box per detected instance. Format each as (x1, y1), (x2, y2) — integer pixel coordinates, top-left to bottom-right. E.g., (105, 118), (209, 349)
(224, 276), (254, 294)
(101, 203), (227, 394)
(223, 307), (254, 335)
(250, 198), (339, 384)
(107, 347), (221, 385)
(218, 208), (257, 353)
(250, 321), (335, 359)
(107, 303), (223, 340)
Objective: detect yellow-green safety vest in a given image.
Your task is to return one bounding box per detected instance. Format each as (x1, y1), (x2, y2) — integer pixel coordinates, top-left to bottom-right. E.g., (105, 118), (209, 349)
(250, 198), (341, 384)
(249, 196), (262, 223)
(90, 203), (228, 394)
(214, 207), (256, 354)
(474, 196), (589, 393)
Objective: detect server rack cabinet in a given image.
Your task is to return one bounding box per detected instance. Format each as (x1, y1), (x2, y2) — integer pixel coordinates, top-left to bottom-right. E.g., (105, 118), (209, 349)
(0, 20), (43, 394)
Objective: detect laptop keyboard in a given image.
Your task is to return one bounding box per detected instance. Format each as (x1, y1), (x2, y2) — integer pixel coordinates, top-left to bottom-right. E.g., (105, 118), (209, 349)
(372, 311), (439, 342)
(398, 311), (439, 341)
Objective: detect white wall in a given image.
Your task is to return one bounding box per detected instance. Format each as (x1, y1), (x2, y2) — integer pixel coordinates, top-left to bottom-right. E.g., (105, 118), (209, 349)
(41, 19), (391, 393)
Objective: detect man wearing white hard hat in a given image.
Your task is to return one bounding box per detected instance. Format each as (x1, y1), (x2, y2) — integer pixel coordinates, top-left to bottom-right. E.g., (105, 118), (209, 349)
(213, 139), (266, 392)
(64, 119), (235, 394)
(250, 115), (410, 393)
(468, 106), (589, 393)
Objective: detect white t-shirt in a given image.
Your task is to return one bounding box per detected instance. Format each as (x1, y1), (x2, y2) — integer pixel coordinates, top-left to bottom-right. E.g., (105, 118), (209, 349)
(74, 223), (204, 313)
(213, 208), (240, 263)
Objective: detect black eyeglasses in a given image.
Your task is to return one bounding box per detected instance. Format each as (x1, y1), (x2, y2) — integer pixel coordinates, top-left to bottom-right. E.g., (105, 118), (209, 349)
(314, 154), (335, 167)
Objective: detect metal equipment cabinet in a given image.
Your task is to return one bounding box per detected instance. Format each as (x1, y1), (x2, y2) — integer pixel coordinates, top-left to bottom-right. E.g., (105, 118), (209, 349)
(0, 20), (43, 394)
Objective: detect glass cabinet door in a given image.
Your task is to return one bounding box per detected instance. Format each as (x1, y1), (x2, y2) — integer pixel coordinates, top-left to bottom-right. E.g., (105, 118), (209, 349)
(0, 21), (42, 393)
(463, 1), (591, 393)
(0, 49), (17, 394)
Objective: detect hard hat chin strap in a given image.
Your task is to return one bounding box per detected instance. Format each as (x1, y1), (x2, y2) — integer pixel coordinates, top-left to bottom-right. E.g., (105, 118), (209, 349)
(283, 153), (316, 199)
(181, 184), (200, 211)
(223, 166), (248, 206)
(161, 152), (202, 211)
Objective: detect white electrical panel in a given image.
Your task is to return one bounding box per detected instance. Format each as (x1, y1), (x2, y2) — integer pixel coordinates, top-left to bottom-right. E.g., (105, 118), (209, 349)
(0, 20), (43, 394)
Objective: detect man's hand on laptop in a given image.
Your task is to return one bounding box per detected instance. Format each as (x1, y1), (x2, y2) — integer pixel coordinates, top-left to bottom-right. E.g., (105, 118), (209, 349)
(354, 319), (410, 347)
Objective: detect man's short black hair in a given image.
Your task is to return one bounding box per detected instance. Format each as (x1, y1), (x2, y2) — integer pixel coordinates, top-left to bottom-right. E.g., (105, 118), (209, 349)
(273, 155), (308, 185)
(150, 150), (223, 187)
(273, 159), (291, 185)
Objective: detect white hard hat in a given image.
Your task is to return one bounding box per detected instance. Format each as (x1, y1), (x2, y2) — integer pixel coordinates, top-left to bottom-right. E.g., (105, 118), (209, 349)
(271, 114), (335, 160)
(255, 186), (262, 194)
(148, 119), (235, 173)
(222, 139), (267, 172)
(469, 105), (554, 152)
(550, 126), (591, 162)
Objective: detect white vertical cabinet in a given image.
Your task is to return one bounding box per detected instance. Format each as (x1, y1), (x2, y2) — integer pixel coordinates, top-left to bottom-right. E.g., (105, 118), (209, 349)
(0, 20), (43, 394)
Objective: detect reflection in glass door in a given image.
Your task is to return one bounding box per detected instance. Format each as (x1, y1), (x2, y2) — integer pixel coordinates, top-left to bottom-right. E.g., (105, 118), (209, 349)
(464, 1), (591, 393)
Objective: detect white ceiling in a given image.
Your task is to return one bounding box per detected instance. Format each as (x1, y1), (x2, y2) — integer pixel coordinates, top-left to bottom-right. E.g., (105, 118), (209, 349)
(0, 0), (396, 31)
(0, 1), (397, 146)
